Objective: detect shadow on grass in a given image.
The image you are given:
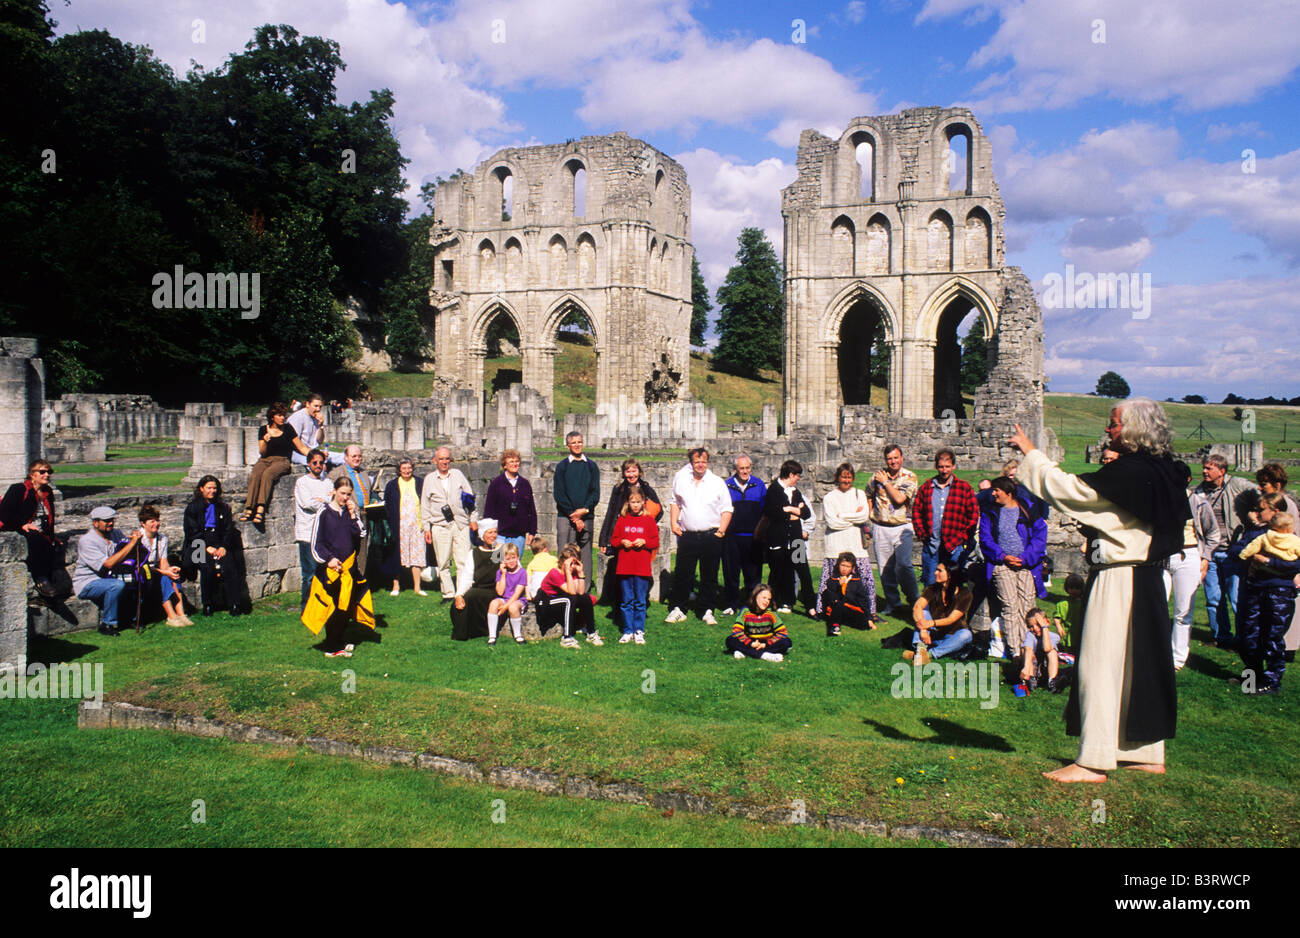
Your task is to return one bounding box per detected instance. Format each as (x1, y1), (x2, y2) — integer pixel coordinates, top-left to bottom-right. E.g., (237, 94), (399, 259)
(862, 717), (1015, 752)
(27, 634), (101, 665)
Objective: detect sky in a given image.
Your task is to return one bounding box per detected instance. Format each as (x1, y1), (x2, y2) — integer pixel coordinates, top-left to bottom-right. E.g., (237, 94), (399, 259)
(52, 0), (1300, 400)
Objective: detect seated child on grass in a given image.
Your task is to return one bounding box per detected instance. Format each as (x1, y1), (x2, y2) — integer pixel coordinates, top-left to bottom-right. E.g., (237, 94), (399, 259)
(487, 542), (528, 646)
(819, 550), (876, 636)
(1019, 608), (1065, 692)
(525, 535), (557, 600)
(727, 584), (791, 662)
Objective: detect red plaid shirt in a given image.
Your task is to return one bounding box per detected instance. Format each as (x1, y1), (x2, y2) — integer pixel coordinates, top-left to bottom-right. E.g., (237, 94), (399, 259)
(913, 476), (979, 552)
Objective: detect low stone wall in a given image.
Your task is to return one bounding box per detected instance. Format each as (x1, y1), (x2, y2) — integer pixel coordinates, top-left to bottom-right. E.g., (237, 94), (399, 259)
(839, 406), (1063, 472)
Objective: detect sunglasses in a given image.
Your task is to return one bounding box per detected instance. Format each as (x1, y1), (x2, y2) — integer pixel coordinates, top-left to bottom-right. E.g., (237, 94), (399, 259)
(35, 469), (52, 475)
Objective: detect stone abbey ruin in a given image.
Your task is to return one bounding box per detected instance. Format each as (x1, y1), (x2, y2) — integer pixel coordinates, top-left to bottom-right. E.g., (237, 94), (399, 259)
(2, 107), (1079, 664)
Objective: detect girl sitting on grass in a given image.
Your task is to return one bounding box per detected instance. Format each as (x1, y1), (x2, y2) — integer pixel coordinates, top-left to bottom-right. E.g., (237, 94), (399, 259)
(535, 543), (602, 649)
(727, 584), (791, 662)
(488, 542), (528, 646)
(819, 550), (876, 636)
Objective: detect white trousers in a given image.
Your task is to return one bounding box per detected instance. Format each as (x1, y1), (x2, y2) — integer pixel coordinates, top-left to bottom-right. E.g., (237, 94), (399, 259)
(1163, 548), (1199, 669)
(430, 523), (472, 597)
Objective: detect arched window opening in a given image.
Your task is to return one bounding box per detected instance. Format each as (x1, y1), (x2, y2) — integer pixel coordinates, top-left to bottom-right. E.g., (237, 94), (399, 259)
(933, 300), (980, 419)
(854, 136), (874, 199)
(838, 298), (889, 409)
(946, 127), (971, 194)
(567, 160), (587, 218)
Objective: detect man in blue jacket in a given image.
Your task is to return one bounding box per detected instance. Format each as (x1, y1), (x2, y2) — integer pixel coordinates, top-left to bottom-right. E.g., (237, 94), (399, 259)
(554, 431), (600, 592)
(979, 476), (1047, 655)
(722, 454), (766, 615)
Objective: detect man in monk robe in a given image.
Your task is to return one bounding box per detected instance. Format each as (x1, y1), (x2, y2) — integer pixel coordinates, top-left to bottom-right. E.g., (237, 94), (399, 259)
(1009, 398), (1190, 783)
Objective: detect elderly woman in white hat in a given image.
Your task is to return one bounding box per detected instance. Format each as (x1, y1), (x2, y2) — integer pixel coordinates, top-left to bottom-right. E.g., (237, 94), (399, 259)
(450, 518), (504, 641)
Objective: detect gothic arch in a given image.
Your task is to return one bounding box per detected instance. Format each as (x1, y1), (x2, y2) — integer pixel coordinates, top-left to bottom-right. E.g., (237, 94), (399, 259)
(913, 277), (997, 342)
(540, 293), (600, 346)
(467, 297), (525, 350)
(821, 281), (899, 345)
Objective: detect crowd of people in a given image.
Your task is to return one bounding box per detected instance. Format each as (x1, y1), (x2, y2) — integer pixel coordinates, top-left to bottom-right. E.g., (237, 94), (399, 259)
(5, 396), (1297, 780)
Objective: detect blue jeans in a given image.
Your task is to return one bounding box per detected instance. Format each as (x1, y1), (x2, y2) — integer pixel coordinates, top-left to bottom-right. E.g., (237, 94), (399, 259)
(620, 575), (651, 635)
(912, 609), (973, 659)
(921, 541), (967, 587)
(499, 535), (527, 558)
(1204, 550), (1239, 644)
(79, 577), (126, 628)
(298, 541), (315, 609)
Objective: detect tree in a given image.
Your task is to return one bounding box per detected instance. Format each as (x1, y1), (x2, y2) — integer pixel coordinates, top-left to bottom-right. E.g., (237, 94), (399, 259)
(712, 228), (783, 374)
(960, 320), (988, 394)
(1095, 371), (1130, 398)
(689, 255), (711, 346)
(380, 211), (435, 368)
(1182, 394), (1206, 404)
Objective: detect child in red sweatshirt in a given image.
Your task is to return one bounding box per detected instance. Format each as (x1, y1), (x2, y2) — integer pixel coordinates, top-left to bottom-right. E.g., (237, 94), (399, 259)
(612, 490), (660, 644)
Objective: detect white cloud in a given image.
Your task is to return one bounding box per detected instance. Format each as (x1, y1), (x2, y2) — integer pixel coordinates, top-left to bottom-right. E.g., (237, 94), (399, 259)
(1042, 276), (1300, 398)
(673, 148), (792, 292)
(55, 0), (518, 206)
(845, 2), (869, 24)
(920, 0), (1300, 112)
(1206, 121), (1266, 144)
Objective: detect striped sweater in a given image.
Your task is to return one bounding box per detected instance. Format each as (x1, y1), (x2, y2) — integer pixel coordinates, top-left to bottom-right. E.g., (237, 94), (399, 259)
(731, 611), (787, 645)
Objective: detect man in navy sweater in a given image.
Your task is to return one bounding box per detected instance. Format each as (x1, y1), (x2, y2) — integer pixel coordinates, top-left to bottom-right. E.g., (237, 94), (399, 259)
(554, 431), (600, 593)
(722, 454), (766, 615)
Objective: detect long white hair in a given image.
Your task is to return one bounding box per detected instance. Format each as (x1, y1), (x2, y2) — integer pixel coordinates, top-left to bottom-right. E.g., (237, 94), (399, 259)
(1115, 398), (1174, 458)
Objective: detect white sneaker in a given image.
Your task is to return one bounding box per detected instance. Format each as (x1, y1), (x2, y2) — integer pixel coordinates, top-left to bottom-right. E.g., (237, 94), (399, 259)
(734, 650), (746, 659)
(702, 610), (718, 626)
(414, 588), (428, 597)
(760, 651), (784, 662)
(420, 567), (434, 582)
(586, 632), (604, 646)
(721, 608), (735, 616)
(390, 587), (400, 597)
(634, 631), (646, 645)
(560, 637), (580, 649)
(665, 607), (687, 623)
(618, 632), (634, 644)
(776, 606), (792, 614)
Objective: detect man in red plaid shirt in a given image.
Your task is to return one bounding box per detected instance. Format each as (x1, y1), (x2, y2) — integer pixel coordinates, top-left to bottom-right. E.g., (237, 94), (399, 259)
(913, 449), (979, 587)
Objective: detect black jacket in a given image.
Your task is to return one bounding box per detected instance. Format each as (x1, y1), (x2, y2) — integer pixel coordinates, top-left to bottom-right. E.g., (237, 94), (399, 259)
(1, 481), (56, 537)
(598, 480), (663, 547)
(762, 480), (811, 545)
(182, 497), (238, 565)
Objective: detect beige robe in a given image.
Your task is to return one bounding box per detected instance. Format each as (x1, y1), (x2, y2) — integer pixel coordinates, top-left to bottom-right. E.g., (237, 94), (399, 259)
(1019, 449), (1165, 770)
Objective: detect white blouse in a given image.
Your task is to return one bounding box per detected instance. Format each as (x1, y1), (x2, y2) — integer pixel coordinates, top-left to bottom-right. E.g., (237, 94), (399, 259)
(822, 487), (872, 558)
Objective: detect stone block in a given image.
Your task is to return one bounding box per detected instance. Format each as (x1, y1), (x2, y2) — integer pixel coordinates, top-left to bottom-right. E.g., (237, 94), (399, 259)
(825, 814), (889, 837)
(889, 824), (1014, 847)
(563, 776), (599, 799)
(227, 724), (298, 747)
(364, 746), (418, 766)
(110, 702), (175, 732)
(416, 753), (482, 781)
(598, 781), (651, 805)
(488, 765), (563, 795)
(77, 700), (111, 729)
(175, 713), (230, 738)
(304, 735), (363, 759)
(651, 790), (718, 815)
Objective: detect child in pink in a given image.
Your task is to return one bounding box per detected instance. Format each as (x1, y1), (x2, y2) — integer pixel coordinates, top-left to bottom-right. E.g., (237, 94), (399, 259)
(611, 490), (659, 643)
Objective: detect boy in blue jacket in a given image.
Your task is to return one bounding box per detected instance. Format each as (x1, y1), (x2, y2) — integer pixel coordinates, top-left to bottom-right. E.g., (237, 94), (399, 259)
(1228, 492), (1299, 695)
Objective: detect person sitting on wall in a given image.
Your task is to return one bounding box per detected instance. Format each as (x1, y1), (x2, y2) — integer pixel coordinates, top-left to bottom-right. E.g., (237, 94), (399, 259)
(182, 475), (248, 617)
(72, 506), (141, 636)
(240, 402), (311, 526)
(0, 458), (65, 598)
(133, 504), (193, 627)
(287, 393), (345, 468)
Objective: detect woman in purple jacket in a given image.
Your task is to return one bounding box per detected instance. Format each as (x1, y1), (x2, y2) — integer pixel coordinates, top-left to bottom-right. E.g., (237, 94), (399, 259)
(482, 449), (537, 558)
(979, 476), (1047, 655)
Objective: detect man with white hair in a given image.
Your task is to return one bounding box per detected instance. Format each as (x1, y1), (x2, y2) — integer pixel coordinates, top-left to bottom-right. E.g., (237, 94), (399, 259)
(422, 446), (476, 601)
(1010, 398), (1189, 783)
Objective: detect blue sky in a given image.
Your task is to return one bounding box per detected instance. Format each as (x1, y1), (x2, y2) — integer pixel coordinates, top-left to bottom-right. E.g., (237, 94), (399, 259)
(54, 0), (1300, 399)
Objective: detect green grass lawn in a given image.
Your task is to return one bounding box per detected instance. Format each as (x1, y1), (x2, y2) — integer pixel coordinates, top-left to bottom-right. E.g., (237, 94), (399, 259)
(10, 571), (1295, 848)
(53, 438), (189, 496)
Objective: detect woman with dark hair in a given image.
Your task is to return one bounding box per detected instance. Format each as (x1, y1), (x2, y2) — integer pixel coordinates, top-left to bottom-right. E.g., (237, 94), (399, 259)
(598, 457), (663, 618)
(0, 458), (64, 597)
(762, 460), (811, 614)
(820, 551), (876, 636)
(905, 561), (973, 664)
(182, 475), (247, 616)
(240, 402), (311, 525)
(818, 462), (876, 617)
(1010, 398), (1190, 783)
(305, 476), (373, 657)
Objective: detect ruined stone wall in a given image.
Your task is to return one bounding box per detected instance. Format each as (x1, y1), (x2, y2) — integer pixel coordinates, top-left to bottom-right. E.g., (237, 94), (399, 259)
(0, 337), (44, 481)
(781, 108), (1041, 447)
(429, 132), (694, 419)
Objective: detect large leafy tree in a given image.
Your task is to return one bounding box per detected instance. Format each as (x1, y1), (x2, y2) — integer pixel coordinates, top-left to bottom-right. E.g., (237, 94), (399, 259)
(1095, 371), (1131, 398)
(689, 255), (711, 347)
(960, 320), (988, 394)
(712, 228), (783, 374)
(0, 7), (406, 402)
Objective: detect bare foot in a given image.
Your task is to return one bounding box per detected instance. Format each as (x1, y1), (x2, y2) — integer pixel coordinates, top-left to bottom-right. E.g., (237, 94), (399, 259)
(1122, 762), (1166, 774)
(1043, 763), (1107, 783)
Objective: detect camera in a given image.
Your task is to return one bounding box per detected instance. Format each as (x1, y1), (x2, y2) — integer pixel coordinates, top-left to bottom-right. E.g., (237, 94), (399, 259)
(509, 499), (518, 515)
(441, 505), (455, 523)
